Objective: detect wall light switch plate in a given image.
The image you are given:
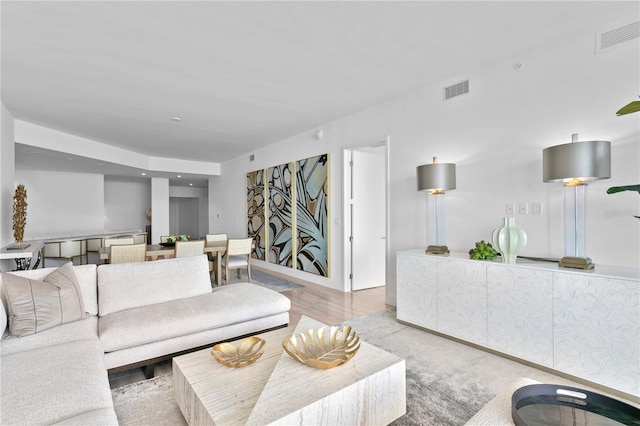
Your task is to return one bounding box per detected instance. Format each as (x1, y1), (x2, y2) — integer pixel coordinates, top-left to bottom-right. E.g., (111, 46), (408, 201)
(519, 202), (529, 215)
(506, 203), (516, 215)
(532, 202), (543, 215)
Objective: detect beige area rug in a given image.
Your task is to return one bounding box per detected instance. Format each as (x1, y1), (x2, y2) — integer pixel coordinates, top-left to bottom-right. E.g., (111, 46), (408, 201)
(112, 309), (591, 425)
(111, 374), (186, 426)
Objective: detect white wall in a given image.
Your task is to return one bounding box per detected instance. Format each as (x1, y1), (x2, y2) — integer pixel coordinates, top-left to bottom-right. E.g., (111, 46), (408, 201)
(15, 170), (104, 238)
(5, 169), (199, 244)
(151, 178), (169, 244)
(198, 191), (208, 239)
(216, 21), (640, 304)
(208, 176), (225, 234)
(1, 102), (16, 271)
(1, 103), (15, 245)
(104, 178), (151, 231)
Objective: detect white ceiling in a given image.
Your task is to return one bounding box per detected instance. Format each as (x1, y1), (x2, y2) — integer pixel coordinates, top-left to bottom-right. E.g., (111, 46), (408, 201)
(2, 1), (636, 185)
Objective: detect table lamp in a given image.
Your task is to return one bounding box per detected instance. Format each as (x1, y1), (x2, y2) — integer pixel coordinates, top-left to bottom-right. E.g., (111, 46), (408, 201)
(417, 157), (456, 254)
(543, 133), (611, 270)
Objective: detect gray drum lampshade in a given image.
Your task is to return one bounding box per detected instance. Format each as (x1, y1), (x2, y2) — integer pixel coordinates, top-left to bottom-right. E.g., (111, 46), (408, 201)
(417, 159), (456, 192)
(543, 139), (611, 183)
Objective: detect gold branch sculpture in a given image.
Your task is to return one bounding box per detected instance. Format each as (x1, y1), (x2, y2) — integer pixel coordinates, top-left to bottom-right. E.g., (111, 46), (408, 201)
(13, 184), (27, 246)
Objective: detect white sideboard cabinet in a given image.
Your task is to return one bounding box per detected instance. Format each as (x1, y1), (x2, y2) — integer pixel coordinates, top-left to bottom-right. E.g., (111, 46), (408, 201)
(396, 249), (640, 398)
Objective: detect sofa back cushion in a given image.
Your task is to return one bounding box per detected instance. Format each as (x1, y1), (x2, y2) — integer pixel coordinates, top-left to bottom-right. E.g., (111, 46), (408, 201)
(1, 262), (89, 337)
(0, 263), (98, 316)
(97, 255), (212, 317)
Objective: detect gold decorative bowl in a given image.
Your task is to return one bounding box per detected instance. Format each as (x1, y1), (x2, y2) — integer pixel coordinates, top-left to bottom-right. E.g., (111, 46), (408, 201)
(282, 325), (360, 370)
(211, 336), (265, 368)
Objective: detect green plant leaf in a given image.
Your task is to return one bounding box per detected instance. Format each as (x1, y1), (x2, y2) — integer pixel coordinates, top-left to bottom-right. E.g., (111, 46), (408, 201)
(468, 240), (497, 260)
(607, 184), (640, 195)
(616, 100), (640, 116)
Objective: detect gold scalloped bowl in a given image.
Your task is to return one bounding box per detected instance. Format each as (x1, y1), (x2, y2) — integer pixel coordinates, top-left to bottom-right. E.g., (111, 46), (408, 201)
(282, 325), (361, 370)
(211, 336), (265, 368)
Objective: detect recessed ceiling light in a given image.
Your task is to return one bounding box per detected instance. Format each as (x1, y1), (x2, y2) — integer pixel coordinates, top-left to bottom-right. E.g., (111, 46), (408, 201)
(66, 157), (74, 161)
(28, 150), (38, 154)
(141, 172), (146, 176)
(189, 183), (193, 186)
(171, 117), (181, 121)
(96, 163), (102, 166)
(177, 175), (181, 178)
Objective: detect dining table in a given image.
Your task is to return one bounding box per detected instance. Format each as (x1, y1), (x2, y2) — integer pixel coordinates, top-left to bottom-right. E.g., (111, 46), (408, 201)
(99, 241), (228, 285)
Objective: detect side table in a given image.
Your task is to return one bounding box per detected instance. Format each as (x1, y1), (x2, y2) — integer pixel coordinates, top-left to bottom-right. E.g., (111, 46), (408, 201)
(0, 241), (45, 270)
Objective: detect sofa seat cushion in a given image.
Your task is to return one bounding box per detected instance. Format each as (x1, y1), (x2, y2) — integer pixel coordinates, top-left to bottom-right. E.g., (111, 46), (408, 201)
(51, 408), (118, 425)
(0, 339), (116, 425)
(1, 316), (98, 356)
(103, 312), (289, 370)
(99, 282), (291, 353)
(98, 255), (212, 316)
(225, 255), (248, 267)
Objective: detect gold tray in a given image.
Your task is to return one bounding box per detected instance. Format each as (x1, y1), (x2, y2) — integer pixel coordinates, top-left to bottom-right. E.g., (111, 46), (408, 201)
(282, 325), (360, 369)
(211, 336), (265, 368)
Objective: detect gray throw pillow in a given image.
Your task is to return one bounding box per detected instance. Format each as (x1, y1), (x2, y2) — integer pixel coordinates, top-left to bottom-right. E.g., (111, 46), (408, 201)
(1, 262), (88, 337)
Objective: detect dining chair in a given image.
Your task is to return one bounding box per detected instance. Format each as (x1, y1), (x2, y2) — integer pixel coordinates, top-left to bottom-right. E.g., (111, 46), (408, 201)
(110, 243), (147, 264)
(102, 237), (136, 263)
(205, 233), (227, 244)
(221, 238), (252, 285)
(175, 240), (206, 258)
(104, 237), (135, 247)
(205, 234), (228, 274)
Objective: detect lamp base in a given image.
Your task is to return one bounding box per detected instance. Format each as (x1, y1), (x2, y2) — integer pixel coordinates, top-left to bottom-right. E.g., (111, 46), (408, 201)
(426, 245), (450, 255)
(559, 256), (594, 270)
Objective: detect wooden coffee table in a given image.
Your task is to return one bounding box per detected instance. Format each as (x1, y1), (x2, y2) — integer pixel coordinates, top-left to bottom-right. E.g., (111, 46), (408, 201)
(173, 316), (406, 425)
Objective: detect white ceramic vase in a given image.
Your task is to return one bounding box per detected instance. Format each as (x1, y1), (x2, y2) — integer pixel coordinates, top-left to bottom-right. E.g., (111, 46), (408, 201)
(492, 216), (527, 264)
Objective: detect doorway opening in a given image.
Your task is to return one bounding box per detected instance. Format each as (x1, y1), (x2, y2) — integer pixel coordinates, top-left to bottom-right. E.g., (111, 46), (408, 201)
(169, 197), (199, 238)
(343, 137), (389, 291)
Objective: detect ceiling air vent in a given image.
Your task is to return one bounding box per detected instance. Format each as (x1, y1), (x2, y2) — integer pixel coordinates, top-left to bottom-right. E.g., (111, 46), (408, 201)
(444, 80), (469, 101)
(249, 154), (255, 162)
(596, 20), (639, 54)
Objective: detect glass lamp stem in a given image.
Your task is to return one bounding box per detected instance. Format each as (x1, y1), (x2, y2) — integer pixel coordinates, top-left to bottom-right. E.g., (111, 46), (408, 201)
(428, 192), (446, 246)
(563, 184), (587, 258)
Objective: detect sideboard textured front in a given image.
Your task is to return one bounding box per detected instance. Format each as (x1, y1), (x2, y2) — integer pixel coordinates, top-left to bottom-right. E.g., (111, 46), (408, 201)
(486, 265), (554, 367)
(396, 250), (640, 397)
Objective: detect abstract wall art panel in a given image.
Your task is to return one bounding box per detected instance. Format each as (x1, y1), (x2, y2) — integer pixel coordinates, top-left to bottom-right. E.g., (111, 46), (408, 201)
(267, 163), (294, 267)
(246, 154), (330, 277)
(246, 170), (265, 260)
(295, 154), (329, 277)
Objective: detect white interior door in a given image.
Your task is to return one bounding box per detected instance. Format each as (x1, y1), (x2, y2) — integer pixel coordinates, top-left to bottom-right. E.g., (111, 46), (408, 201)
(350, 145), (386, 290)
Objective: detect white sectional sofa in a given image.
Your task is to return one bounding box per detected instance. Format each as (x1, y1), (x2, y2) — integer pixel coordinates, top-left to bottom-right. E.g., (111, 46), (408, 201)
(0, 255), (291, 424)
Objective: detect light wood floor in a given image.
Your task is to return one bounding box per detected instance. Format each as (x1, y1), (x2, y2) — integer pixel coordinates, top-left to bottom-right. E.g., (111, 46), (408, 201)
(108, 272), (389, 389)
(281, 279), (389, 326)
